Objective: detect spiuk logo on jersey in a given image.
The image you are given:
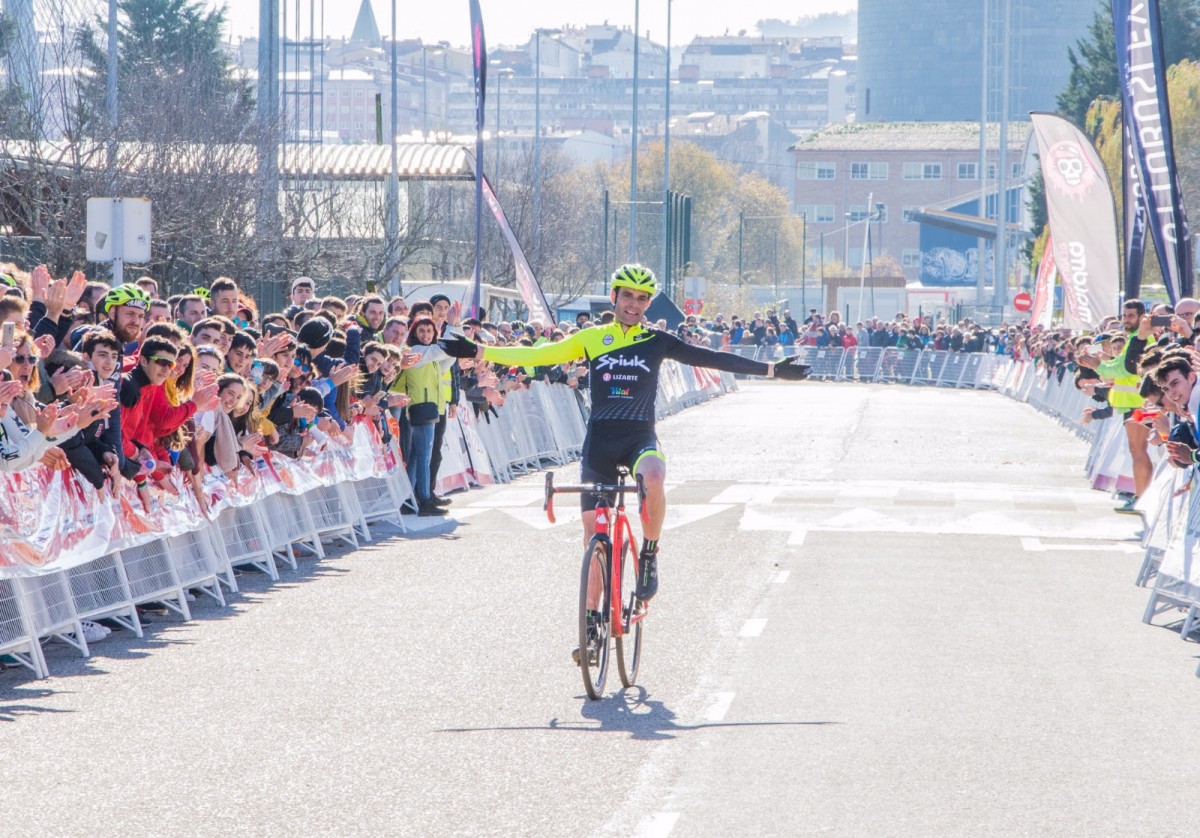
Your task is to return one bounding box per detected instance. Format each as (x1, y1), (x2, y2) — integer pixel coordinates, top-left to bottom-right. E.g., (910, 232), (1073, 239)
(595, 354), (650, 372)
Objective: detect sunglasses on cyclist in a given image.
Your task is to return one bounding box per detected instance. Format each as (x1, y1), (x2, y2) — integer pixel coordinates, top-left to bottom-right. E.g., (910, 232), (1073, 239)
(147, 355), (176, 368)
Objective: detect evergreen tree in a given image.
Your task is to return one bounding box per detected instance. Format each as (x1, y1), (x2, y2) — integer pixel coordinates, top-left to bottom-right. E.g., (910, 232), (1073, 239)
(1058, 0), (1200, 129)
(76, 0), (253, 142)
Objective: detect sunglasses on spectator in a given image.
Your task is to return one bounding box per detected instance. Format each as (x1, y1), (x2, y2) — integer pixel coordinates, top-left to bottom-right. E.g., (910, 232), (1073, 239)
(9, 354), (35, 364)
(147, 355), (176, 367)
(233, 318), (250, 328)
(293, 359), (312, 372)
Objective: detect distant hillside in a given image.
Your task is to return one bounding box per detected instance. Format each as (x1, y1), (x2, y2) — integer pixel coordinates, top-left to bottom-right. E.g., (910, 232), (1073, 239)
(757, 12), (858, 42)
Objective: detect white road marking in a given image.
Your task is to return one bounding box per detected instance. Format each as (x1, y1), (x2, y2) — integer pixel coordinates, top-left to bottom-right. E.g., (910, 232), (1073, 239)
(787, 528), (808, 546)
(712, 485), (784, 505)
(661, 503), (735, 531)
(1020, 537), (1143, 554)
(635, 812), (680, 838)
(704, 691), (736, 722)
(465, 488), (546, 508)
(498, 506), (580, 529)
(772, 570), (791, 584)
(739, 618), (768, 638)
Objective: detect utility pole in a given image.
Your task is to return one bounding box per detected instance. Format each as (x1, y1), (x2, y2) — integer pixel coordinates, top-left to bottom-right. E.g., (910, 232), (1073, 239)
(801, 212), (808, 316)
(661, 0), (672, 295)
(629, 1), (640, 262)
(992, 0), (1012, 313)
(737, 210), (744, 284)
(385, 0), (400, 296)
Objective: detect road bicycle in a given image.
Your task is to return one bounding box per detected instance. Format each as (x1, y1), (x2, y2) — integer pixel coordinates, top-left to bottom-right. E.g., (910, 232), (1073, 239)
(544, 467), (648, 700)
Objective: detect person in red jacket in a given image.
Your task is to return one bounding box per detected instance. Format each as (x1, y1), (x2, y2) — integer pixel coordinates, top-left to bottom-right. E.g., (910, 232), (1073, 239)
(119, 337), (217, 493)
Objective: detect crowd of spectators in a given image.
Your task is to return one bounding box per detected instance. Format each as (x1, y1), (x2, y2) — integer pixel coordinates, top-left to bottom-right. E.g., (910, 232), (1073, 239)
(668, 307), (1008, 354)
(0, 267), (597, 543)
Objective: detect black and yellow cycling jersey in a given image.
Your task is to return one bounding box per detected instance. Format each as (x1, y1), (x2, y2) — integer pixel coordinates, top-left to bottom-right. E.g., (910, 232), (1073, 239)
(481, 321), (772, 425)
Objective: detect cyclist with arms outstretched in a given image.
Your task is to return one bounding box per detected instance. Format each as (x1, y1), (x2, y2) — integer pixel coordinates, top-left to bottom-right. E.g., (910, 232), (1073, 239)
(441, 266), (807, 639)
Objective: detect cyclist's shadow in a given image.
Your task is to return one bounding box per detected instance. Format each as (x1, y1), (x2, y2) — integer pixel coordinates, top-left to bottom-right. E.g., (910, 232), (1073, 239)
(441, 691), (839, 741)
(572, 687), (836, 741)
(575, 687), (679, 741)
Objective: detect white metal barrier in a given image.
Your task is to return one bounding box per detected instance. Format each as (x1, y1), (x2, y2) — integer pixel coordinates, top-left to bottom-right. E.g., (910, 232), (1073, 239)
(0, 363), (733, 679)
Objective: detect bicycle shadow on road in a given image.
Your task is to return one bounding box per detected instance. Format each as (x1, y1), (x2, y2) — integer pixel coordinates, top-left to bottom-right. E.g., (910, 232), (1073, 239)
(442, 687), (840, 742)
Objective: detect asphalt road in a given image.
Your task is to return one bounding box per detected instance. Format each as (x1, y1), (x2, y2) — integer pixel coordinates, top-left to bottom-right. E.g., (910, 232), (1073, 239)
(3, 380), (1198, 837)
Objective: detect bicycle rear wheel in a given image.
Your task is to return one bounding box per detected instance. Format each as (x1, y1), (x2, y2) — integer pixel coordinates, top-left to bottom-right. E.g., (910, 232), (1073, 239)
(615, 534), (643, 687)
(579, 536), (611, 700)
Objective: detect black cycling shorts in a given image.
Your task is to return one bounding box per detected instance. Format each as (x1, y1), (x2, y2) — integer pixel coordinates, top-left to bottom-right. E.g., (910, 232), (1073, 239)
(579, 422), (664, 511)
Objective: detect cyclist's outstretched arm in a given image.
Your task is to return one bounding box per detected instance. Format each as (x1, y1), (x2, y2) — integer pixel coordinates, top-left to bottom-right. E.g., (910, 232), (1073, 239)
(662, 334), (798, 378)
(442, 330), (590, 367)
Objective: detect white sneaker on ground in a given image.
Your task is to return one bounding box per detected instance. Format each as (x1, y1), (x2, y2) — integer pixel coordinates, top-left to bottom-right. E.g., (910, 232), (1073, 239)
(52, 620), (111, 645)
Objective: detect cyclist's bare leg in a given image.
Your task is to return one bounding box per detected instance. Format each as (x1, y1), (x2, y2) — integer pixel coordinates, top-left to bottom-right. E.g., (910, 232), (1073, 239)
(634, 453), (666, 543)
(581, 510), (603, 611)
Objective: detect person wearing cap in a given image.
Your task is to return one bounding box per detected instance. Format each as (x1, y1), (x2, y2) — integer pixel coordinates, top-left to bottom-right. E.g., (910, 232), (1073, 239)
(73, 283), (150, 355)
(281, 277), (315, 323)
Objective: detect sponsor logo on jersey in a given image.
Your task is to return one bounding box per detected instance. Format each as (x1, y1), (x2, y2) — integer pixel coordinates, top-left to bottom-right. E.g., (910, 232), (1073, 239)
(602, 334), (615, 345)
(595, 354), (650, 373)
(609, 386), (631, 397)
(633, 332), (652, 341)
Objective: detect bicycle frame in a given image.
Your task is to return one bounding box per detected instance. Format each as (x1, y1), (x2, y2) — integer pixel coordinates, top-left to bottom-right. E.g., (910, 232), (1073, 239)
(545, 470), (649, 637)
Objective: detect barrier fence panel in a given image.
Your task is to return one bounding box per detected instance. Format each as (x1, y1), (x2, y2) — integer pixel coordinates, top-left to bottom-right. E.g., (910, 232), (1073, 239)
(216, 503), (279, 581)
(0, 578), (46, 678)
(67, 553), (141, 636)
(910, 350), (948, 386)
(261, 491), (325, 568)
(1144, 479), (1200, 639)
(118, 540), (191, 621)
(17, 572), (87, 656)
(165, 529), (225, 607)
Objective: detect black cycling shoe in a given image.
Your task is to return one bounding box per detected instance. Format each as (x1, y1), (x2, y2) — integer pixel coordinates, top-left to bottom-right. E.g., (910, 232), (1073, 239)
(635, 550), (658, 601)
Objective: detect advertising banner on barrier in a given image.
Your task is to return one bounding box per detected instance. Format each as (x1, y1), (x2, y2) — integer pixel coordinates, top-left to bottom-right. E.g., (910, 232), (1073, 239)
(1030, 112), (1121, 331)
(1031, 235), (1057, 329)
(1112, 0), (1193, 301)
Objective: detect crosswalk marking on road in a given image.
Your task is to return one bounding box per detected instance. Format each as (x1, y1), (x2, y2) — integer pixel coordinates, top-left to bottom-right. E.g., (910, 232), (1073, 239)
(635, 812), (680, 838)
(739, 618), (768, 637)
(704, 692), (736, 722)
(455, 479), (1141, 544)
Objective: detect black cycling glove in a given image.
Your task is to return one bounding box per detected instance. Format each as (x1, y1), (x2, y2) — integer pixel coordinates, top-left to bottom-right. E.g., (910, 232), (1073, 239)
(773, 357), (811, 380)
(439, 334), (479, 359)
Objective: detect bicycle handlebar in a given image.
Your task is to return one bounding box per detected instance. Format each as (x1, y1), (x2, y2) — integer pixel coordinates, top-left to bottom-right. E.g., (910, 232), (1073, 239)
(543, 470), (645, 525)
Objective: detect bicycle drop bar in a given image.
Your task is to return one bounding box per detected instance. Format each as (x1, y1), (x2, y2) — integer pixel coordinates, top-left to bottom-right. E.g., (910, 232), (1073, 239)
(543, 471), (642, 524)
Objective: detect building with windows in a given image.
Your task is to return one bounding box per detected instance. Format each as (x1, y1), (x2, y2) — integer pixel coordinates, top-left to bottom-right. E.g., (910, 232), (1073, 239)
(856, 0), (1096, 122)
(789, 121), (1029, 282)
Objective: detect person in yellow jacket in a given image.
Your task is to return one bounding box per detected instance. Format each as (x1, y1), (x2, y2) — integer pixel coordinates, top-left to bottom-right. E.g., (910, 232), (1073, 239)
(391, 315), (456, 516)
(1078, 300), (1148, 512)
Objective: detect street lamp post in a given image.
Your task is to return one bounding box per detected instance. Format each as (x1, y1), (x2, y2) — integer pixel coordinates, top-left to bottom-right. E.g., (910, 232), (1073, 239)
(661, 0), (672, 297)
(629, 0), (640, 262)
(800, 212), (808, 316)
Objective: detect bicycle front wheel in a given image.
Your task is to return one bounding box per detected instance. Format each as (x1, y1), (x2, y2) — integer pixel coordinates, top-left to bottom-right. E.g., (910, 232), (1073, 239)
(579, 536), (611, 700)
(615, 533), (643, 688)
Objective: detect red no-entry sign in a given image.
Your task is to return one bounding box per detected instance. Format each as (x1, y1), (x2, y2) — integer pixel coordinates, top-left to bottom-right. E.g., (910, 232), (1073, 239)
(1013, 292), (1033, 312)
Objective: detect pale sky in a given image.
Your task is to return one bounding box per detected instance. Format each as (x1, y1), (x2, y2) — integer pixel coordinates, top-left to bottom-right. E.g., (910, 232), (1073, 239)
(211, 0), (857, 50)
